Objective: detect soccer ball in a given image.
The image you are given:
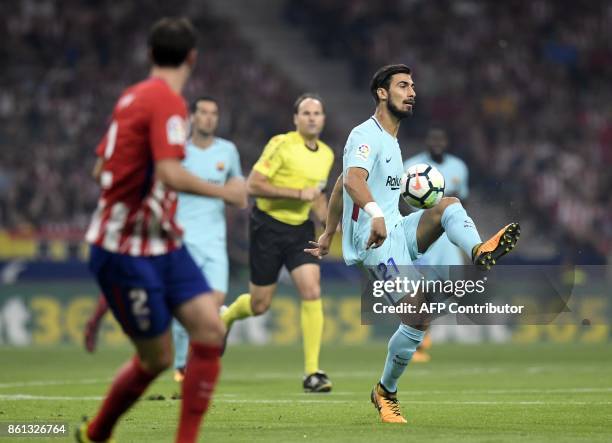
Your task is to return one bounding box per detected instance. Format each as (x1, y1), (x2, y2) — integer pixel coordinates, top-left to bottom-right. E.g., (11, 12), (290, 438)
(401, 163), (445, 209)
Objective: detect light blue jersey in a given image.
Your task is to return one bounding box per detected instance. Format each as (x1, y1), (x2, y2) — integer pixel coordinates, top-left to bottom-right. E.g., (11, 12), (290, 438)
(404, 151), (469, 266)
(342, 117), (424, 303)
(342, 117), (405, 265)
(176, 137), (243, 292)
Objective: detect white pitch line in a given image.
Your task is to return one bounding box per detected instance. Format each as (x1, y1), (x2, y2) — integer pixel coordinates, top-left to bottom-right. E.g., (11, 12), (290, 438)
(2, 377), (611, 398)
(0, 394), (611, 406)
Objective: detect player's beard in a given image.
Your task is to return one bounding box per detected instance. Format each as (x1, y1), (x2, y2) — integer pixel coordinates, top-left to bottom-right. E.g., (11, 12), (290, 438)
(387, 98), (412, 120)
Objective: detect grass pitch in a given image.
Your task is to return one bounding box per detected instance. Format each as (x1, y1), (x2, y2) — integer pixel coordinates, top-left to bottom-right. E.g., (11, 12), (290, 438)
(1, 343), (611, 442)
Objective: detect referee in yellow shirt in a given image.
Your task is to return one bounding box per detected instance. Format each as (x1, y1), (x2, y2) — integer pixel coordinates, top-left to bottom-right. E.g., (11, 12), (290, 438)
(221, 93), (335, 392)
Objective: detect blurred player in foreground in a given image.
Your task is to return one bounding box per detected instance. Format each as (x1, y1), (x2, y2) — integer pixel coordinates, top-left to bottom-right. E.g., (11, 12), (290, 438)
(221, 93), (335, 392)
(83, 96), (247, 388)
(306, 64), (520, 423)
(77, 18), (245, 443)
(403, 127), (470, 362)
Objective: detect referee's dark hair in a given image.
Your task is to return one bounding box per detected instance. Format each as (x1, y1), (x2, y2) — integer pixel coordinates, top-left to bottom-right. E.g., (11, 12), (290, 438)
(370, 64), (412, 104)
(293, 93), (325, 114)
(191, 96), (218, 113)
(148, 17), (197, 67)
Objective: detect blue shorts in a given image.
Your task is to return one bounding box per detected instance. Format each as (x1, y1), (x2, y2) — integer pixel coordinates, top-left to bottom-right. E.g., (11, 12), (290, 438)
(184, 240), (228, 294)
(89, 245), (211, 338)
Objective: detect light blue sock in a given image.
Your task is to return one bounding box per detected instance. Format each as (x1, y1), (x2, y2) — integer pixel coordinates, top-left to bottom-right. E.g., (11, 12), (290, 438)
(380, 324), (425, 392)
(441, 202), (482, 259)
(172, 319), (189, 369)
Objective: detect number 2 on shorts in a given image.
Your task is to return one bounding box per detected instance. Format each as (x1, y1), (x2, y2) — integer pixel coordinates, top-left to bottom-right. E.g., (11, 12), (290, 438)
(129, 289), (151, 331)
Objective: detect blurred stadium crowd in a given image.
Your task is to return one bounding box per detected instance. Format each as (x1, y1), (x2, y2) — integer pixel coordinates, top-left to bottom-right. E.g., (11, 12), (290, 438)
(286, 0), (612, 263)
(0, 0), (300, 234)
(1, 0), (610, 264)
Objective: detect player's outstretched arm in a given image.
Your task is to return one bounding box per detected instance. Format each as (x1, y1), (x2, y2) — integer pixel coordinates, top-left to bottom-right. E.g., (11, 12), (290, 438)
(344, 167), (387, 249)
(247, 170), (320, 201)
(326, 174), (344, 230)
(155, 158), (244, 204)
(305, 174), (343, 258)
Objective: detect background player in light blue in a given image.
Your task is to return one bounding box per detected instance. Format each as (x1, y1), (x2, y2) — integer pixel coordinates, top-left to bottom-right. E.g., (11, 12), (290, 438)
(404, 128), (469, 267)
(172, 96), (247, 382)
(306, 64), (520, 424)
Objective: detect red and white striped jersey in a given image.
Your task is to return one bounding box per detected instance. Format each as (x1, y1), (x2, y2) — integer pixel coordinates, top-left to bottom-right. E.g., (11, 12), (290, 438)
(85, 77), (188, 256)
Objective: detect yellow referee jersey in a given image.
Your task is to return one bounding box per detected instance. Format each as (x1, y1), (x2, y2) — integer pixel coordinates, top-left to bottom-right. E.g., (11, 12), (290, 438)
(253, 131), (334, 225)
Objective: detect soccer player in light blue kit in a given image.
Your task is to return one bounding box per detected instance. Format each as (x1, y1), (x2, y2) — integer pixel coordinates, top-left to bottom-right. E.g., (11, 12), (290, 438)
(404, 128), (469, 361)
(306, 64), (520, 423)
(172, 96), (247, 382)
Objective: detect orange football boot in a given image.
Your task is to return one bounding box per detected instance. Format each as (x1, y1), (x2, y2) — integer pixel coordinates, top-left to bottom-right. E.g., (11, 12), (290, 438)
(473, 223), (521, 270)
(370, 383), (407, 424)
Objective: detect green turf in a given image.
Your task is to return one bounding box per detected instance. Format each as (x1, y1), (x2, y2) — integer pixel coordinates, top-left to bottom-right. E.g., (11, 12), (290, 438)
(1, 343), (611, 442)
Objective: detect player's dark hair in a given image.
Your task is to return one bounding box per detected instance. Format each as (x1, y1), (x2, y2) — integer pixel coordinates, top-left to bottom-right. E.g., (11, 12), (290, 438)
(191, 96), (218, 113)
(148, 17), (197, 67)
(293, 93), (325, 114)
(369, 64), (412, 104)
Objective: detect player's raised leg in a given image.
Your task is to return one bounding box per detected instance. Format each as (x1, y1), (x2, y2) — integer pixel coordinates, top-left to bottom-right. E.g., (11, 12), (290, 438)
(290, 263), (331, 393)
(416, 197), (520, 269)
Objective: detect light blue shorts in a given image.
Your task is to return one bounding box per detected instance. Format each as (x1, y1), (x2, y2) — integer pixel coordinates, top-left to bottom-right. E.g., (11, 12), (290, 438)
(360, 212), (423, 304)
(361, 211), (423, 267)
(184, 240), (229, 294)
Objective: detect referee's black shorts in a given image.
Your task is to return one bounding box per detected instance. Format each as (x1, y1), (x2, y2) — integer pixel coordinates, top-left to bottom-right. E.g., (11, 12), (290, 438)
(249, 207), (319, 286)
